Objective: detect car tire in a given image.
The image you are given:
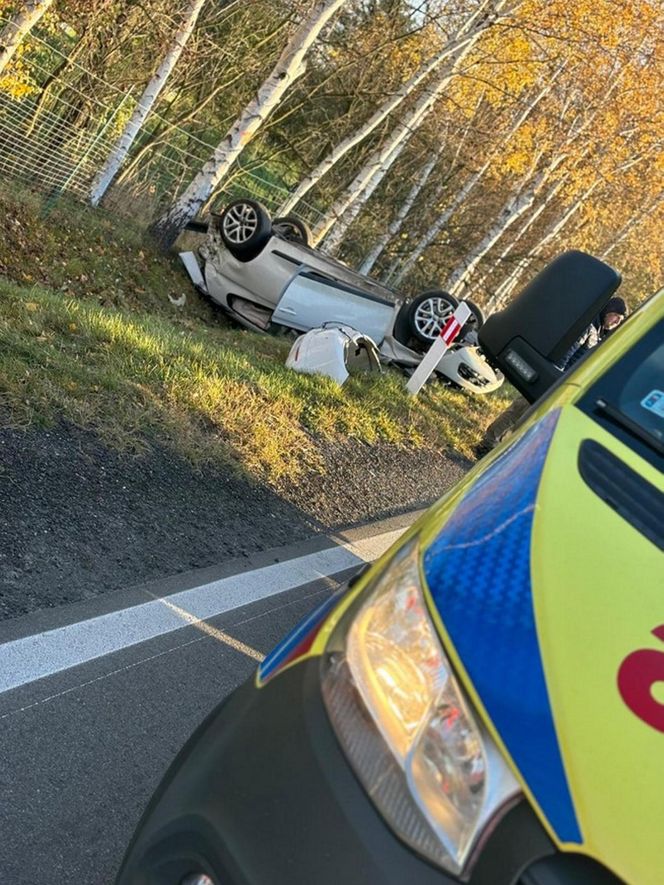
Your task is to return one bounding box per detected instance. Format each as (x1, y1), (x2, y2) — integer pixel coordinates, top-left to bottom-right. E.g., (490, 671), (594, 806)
(272, 215), (312, 246)
(459, 298), (486, 340)
(392, 301), (414, 346)
(464, 299), (486, 328)
(407, 290), (459, 345)
(216, 199), (272, 261)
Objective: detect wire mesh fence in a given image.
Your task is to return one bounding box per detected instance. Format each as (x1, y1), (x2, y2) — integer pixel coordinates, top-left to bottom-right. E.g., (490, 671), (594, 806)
(0, 23), (327, 231)
(0, 15), (383, 260)
(0, 85), (128, 201)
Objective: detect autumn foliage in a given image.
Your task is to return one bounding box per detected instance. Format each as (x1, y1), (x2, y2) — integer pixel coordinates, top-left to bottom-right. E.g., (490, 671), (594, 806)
(0, 0), (660, 304)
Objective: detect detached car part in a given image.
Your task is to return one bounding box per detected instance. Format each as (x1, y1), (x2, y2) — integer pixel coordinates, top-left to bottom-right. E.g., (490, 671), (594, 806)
(285, 324), (381, 385)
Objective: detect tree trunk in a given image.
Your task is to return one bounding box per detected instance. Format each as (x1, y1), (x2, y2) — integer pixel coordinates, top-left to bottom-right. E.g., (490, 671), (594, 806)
(89, 0), (208, 206)
(380, 106), (486, 283)
(357, 146), (442, 275)
(470, 176), (566, 298)
(151, 0), (350, 248)
(276, 17), (490, 217)
(312, 11), (500, 250)
(600, 193), (664, 259)
(0, 0), (55, 76)
(487, 182), (597, 310)
(319, 114), (434, 254)
(445, 154), (564, 296)
(390, 72), (560, 286)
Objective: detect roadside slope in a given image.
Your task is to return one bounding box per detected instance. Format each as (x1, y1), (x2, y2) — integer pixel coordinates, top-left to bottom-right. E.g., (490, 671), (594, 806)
(0, 191), (507, 618)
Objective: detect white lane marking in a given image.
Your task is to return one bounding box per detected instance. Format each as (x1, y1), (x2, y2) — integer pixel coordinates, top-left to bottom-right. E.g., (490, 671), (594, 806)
(0, 585), (333, 722)
(0, 527), (405, 695)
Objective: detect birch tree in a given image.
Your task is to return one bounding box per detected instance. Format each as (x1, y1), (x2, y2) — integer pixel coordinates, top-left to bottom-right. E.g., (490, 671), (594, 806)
(379, 106), (484, 282)
(357, 145), (443, 275)
(316, 99), (437, 252)
(0, 0), (54, 76)
(276, 26), (487, 217)
(438, 45), (629, 296)
(389, 73), (560, 286)
(486, 181), (598, 310)
(469, 175), (567, 297)
(152, 0), (350, 247)
(89, 0), (208, 207)
(445, 153), (566, 295)
(600, 193), (664, 260)
(312, 8), (503, 250)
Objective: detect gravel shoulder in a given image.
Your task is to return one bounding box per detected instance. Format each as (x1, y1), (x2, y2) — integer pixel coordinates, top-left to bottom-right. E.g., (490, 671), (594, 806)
(0, 422), (470, 621)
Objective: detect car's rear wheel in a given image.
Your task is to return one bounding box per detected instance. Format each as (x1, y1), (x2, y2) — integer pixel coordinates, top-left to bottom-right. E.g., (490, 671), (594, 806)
(407, 290), (459, 344)
(459, 298), (486, 340)
(216, 199), (272, 261)
(272, 215), (311, 245)
(464, 299), (486, 329)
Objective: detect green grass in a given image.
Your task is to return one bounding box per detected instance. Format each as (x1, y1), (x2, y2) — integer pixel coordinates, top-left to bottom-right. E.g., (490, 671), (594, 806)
(0, 183), (215, 324)
(0, 278), (511, 481)
(0, 186), (513, 483)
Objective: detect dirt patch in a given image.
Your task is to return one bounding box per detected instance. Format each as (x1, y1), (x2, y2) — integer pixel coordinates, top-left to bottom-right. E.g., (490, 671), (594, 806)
(279, 437), (470, 528)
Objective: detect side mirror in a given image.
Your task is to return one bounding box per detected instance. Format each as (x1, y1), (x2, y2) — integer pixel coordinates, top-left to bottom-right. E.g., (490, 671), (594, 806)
(479, 251), (621, 402)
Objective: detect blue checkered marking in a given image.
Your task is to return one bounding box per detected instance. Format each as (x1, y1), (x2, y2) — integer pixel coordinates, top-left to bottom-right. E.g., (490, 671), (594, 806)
(423, 410), (582, 844)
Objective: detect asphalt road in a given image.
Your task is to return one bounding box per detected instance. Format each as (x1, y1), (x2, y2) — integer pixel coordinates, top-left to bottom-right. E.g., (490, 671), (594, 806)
(0, 421), (469, 622)
(0, 514), (415, 885)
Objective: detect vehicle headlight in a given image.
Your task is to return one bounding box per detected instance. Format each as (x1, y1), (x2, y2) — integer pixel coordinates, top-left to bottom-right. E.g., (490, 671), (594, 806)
(321, 540), (520, 875)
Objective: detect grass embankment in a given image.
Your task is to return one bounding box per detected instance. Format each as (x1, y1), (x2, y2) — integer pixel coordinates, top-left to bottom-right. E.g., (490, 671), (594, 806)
(0, 188), (511, 482)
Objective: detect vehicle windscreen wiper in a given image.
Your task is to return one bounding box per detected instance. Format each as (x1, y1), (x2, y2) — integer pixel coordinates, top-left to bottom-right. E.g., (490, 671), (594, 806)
(594, 398), (664, 456)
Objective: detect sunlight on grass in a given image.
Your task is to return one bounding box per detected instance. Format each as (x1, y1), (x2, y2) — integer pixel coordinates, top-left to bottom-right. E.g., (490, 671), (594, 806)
(0, 279), (512, 482)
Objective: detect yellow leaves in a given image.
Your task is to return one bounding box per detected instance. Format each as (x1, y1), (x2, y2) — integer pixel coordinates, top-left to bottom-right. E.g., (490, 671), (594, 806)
(445, 27), (538, 114)
(0, 60), (38, 100)
(25, 302), (39, 312)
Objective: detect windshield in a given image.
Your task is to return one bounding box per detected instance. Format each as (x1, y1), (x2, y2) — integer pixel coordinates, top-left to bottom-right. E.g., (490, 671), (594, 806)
(578, 318), (664, 470)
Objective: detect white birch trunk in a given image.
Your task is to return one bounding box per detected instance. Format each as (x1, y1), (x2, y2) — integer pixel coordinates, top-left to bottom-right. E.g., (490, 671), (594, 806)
(389, 73), (561, 286)
(319, 117), (432, 254)
(0, 0), (54, 75)
(153, 0), (349, 246)
(357, 147), (442, 275)
(600, 192), (664, 259)
(311, 15), (498, 250)
(471, 176), (566, 295)
(487, 182), (597, 310)
(379, 106), (484, 283)
(276, 6), (495, 217)
(446, 154), (563, 296)
(89, 0), (207, 207)
(382, 177), (453, 283)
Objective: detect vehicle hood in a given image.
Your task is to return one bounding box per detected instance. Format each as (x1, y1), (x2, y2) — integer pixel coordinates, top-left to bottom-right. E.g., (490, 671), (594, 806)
(420, 406), (664, 885)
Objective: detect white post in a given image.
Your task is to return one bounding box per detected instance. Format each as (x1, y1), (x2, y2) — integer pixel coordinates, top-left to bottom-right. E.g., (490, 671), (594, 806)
(406, 302), (471, 395)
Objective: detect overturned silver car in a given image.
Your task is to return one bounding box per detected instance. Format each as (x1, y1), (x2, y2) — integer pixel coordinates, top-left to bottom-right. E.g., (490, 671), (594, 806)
(181, 198), (503, 394)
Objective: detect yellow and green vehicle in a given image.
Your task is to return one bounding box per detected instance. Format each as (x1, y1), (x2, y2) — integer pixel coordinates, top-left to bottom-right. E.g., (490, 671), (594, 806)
(118, 253), (663, 885)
